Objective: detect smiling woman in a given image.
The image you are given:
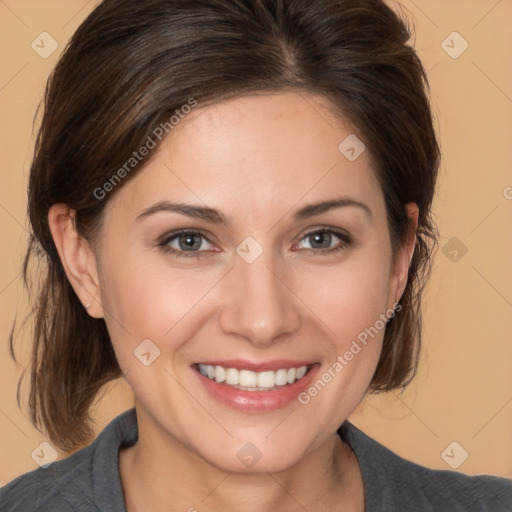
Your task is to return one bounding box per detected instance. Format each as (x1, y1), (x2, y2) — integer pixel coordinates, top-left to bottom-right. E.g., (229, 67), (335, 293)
(2, 0), (511, 511)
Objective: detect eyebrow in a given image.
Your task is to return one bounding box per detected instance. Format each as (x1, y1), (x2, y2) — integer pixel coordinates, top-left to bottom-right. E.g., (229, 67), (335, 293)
(135, 197), (372, 224)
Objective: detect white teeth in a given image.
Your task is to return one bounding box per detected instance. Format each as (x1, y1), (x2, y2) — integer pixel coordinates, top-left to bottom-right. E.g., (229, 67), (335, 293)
(257, 371), (275, 388)
(275, 368), (288, 386)
(225, 368), (239, 385)
(239, 370), (257, 387)
(197, 364), (309, 390)
(287, 368), (296, 384)
(296, 366), (307, 379)
(215, 365), (226, 383)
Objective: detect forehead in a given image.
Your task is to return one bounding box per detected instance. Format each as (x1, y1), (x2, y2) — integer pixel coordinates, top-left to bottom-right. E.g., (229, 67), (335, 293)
(105, 91), (385, 223)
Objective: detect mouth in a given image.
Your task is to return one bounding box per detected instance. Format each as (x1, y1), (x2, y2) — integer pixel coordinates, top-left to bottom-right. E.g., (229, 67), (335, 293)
(191, 360), (319, 412)
(194, 362), (310, 391)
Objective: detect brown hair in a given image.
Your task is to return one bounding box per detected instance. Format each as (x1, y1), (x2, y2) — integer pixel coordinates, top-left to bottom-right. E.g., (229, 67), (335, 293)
(12, 0), (439, 452)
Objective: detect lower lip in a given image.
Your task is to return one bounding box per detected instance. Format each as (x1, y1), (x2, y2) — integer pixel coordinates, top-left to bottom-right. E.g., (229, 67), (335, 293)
(193, 365), (319, 412)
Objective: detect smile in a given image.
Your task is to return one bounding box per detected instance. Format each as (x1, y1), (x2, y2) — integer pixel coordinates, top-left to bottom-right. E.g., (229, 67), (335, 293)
(196, 363), (309, 391)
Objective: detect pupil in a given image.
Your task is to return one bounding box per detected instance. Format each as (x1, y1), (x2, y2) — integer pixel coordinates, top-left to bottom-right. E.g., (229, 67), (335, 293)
(180, 234), (200, 251)
(312, 232), (330, 249)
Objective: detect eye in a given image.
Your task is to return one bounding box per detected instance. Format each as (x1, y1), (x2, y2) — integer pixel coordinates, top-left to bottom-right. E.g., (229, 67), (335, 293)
(158, 230), (217, 258)
(158, 227), (352, 260)
(293, 228), (352, 254)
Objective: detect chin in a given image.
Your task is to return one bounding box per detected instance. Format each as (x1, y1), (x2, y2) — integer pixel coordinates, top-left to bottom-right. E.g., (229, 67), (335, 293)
(208, 451), (300, 474)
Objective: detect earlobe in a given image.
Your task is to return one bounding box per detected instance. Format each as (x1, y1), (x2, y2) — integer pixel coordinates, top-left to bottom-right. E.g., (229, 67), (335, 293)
(389, 202), (419, 308)
(47, 204), (103, 318)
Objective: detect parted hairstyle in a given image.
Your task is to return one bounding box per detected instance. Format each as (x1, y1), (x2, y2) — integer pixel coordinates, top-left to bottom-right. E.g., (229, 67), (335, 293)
(11, 0), (440, 452)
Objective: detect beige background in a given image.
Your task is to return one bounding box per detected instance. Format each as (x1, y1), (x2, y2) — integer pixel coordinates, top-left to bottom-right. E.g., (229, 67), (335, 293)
(1, 0), (511, 486)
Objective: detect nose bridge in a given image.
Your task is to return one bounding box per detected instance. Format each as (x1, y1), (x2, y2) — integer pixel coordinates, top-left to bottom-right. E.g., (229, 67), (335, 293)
(218, 245), (300, 346)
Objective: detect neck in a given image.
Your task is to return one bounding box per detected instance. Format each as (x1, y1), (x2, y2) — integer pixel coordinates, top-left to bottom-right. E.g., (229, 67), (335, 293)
(119, 409), (364, 512)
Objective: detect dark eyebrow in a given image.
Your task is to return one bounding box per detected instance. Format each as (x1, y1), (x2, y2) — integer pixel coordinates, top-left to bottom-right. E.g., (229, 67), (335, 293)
(136, 201), (225, 224)
(293, 198), (372, 220)
(135, 197), (372, 224)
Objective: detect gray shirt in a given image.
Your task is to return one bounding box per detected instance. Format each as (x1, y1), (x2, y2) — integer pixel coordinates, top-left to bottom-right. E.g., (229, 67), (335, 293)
(1, 408), (511, 511)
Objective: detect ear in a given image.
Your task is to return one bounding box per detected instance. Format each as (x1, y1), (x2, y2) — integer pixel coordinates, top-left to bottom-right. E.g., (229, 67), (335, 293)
(387, 202), (419, 310)
(48, 203), (103, 318)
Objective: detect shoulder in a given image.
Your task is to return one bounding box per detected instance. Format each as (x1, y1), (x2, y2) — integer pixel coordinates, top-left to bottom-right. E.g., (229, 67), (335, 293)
(0, 408), (137, 512)
(339, 420), (512, 512)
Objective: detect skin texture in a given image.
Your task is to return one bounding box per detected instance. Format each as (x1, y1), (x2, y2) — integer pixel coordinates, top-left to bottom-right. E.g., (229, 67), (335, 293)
(48, 91), (418, 511)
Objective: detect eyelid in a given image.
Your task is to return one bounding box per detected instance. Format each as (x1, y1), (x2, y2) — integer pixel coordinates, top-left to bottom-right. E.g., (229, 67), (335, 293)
(292, 227), (352, 251)
(296, 225), (351, 242)
(158, 228), (212, 243)
(158, 225), (353, 259)
(157, 229), (217, 258)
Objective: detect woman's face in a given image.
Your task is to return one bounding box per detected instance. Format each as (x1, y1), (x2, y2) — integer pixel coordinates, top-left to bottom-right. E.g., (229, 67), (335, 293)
(91, 91), (413, 472)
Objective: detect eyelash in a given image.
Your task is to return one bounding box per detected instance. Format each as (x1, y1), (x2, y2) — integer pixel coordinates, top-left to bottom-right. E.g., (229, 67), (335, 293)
(157, 228), (352, 259)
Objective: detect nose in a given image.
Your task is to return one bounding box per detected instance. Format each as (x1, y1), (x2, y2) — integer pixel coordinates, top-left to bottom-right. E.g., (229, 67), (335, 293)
(218, 248), (301, 348)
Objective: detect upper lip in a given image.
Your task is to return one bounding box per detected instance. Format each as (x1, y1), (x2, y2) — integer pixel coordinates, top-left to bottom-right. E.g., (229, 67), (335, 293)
(193, 359), (317, 372)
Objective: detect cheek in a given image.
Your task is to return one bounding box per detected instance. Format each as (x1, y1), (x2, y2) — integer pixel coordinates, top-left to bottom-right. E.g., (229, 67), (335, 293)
(96, 253), (212, 409)
(291, 247), (392, 412)
(294, 260), (391, 427)
(97, 247), (223, 362)
(299, 254), (391, 348)
(98, 222), (392, 362)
